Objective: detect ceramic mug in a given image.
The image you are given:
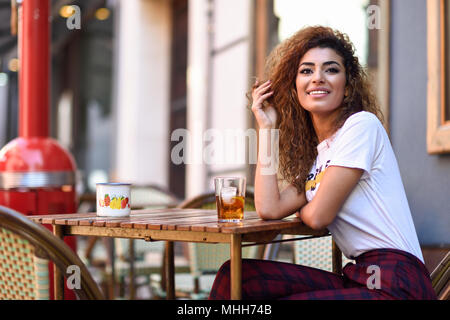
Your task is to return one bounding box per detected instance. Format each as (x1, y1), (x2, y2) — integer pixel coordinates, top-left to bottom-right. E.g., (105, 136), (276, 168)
(96, 183), (131, 217)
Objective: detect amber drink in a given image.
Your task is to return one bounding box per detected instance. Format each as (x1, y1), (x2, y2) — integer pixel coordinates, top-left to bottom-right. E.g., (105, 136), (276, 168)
(214, 177), (246, 222)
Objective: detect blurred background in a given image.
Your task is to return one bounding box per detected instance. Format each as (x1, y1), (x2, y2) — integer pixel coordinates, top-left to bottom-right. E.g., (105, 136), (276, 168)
(0, 0), (448, 295)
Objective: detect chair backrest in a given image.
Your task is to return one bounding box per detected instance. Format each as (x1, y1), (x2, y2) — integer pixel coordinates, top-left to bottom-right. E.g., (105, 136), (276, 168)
(293, 236), (354, 272)
(0, 205), (104, 300)
(131, 184), (180, 210)
(178, 190), (258, 276)
(430, 251), (450, 300)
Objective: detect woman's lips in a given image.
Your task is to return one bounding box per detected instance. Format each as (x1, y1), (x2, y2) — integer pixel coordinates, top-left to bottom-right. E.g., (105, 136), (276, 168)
(307, 90), (330, 98)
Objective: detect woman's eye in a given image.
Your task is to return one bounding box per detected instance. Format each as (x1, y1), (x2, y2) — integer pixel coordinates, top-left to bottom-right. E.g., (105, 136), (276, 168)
(299, 68), (312, 74)
(327, 68), (339, 73)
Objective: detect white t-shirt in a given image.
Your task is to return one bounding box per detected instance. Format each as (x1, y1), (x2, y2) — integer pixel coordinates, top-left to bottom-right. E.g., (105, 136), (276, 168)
(305, 111), (424, 262)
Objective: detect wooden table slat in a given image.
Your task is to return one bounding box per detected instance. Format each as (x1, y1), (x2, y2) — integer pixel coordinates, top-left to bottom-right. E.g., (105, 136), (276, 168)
(117, 211), (218, 229)
(124, 211), (261, 231)
(220, 217), (301, 233)
(37, 209), (214, 227)
(30, 208), (212, 224)
(182, 215), (261, 232)
(75, 211), (187, 227)
(186, 218), (295, 233)
(119, 218), (196, 229)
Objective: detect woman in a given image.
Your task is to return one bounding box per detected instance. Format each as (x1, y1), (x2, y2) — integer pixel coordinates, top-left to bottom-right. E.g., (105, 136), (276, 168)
(209, 26), (436, 300)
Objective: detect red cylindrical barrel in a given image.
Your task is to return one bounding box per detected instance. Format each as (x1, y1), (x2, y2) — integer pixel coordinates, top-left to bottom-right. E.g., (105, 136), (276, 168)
(19, 0), (50, 138)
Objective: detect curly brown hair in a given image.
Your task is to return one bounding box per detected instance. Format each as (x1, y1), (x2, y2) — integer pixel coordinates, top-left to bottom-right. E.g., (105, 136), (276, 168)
(257, 26), (383, 193)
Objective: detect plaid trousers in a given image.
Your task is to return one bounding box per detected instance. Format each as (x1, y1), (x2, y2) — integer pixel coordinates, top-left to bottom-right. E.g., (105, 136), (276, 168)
(208, 248), (437, 300)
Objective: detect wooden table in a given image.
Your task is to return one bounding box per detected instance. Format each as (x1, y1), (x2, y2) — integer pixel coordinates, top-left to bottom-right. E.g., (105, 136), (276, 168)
(29, 208), (328, 300)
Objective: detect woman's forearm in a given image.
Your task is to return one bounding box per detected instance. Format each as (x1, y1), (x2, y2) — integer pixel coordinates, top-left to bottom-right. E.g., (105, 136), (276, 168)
(254, 128), (282, 219)
(255, 165), (280, 219)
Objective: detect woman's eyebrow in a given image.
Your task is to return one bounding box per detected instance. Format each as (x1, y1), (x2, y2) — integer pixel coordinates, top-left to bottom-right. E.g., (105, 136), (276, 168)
(323, 61), (341, 67)
(299, 61), (342, 67)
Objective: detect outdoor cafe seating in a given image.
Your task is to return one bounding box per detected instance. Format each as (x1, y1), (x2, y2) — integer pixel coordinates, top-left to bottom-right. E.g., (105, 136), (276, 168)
(0, 201), (449, 300)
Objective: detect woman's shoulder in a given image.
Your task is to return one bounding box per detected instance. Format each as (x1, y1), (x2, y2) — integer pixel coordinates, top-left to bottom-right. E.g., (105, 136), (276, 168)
(332, 111), (383, 144)
(342, 111), (382, 131)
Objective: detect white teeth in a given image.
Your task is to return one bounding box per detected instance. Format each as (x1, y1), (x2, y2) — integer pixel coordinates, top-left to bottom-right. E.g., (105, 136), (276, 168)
(309, 90), (329, 95)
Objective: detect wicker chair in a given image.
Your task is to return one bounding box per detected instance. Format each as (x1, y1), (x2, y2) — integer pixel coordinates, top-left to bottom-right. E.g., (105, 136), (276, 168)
(0, 205), (103, 300)
(151, 190), (260, 299)
(292, 235), (352, 273)
(430, 251), (450, 300)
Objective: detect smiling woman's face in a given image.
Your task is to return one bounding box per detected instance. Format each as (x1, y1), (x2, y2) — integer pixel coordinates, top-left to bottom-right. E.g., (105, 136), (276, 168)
(296, 47), (347, 117)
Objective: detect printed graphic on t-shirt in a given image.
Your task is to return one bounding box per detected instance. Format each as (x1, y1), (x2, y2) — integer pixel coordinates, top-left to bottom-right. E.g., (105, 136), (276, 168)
(305, 160), (331, 192)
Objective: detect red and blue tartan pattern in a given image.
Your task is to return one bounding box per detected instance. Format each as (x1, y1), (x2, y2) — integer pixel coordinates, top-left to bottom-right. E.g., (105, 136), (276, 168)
(208, 248), (437, 300)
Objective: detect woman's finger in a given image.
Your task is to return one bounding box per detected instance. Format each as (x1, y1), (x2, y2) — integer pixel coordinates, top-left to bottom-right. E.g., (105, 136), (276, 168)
(257, 80), (271, 91)
(261, 91), (274, 99)
(256, 92), (273, 105)
(252, 92), (273, 111)
(253, 81), (272, 97)
(254, 79), (270, 89)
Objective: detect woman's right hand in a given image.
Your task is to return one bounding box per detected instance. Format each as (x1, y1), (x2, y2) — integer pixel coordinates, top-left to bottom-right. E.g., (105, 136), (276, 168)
(251, 80), (278, 129)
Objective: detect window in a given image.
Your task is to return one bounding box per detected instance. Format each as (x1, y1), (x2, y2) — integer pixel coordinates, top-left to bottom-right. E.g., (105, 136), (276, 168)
(444, 0), (450, 124)
(427, 0), (450, 153)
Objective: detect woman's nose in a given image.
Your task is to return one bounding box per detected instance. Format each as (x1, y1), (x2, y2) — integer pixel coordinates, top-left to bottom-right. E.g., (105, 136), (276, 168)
(312, 71), (325, 83)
